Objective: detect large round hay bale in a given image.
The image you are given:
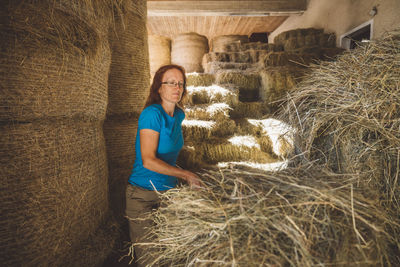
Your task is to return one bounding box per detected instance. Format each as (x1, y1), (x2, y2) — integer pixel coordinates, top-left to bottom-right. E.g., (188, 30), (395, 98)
(104, 116), (139, 180)
(171, 32), (209, 73)
(211, 35), (249, 52)
(106, 0), (150, 227)
(0, 1), (111, 122)
(108, 0), (150, 115)
(148, 35), (171, 76)
(0, 120), (109, 266)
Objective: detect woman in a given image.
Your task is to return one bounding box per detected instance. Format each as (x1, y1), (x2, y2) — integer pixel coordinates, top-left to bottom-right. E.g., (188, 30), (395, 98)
(126, 64), (201, 266)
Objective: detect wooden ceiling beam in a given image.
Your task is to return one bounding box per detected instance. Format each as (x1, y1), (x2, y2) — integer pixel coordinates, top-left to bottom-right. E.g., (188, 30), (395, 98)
(148, 0), (307, 16)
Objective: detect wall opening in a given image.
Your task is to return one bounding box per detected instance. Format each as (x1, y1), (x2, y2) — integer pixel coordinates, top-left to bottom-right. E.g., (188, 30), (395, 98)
(340, 20), (373, 50)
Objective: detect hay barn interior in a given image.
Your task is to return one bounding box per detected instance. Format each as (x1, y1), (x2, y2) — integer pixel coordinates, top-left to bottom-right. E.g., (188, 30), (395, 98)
(1, 0), (400, 266)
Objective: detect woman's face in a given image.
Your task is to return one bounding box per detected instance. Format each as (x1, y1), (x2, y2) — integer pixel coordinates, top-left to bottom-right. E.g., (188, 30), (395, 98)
(158, 68), (184, 105)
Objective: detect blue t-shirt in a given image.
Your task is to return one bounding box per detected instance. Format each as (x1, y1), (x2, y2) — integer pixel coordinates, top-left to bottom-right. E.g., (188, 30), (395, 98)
(128, 104), (185, 191)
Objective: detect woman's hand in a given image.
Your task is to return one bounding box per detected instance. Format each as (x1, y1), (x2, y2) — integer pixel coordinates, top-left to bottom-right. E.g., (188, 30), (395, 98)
(183, 170), (203, 189)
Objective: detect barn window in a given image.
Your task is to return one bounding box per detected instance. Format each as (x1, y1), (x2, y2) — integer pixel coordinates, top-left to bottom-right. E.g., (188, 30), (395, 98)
(340, 19), (373, 50)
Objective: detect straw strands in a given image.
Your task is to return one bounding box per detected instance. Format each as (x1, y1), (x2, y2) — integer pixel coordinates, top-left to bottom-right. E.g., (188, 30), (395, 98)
(172, 32), (209, 73)
(1, 1), (117, 265)
(0, 1), (112, 121)
(281, 29), (400, 208)
(186, 73), (216, 87)
(186, 85), (238, 106)
(107, 0), (149, 115)
(148, 35), (171, 76)
(211, 35), (249, 52)
(138, 167), (395, 266)
(185, 103), (231, 120)
(0, 120), (111, 266)
(216, 72), (261, 90)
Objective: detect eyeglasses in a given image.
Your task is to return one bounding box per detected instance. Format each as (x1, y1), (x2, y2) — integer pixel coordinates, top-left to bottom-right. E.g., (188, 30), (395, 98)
(161, 81), (185, 89)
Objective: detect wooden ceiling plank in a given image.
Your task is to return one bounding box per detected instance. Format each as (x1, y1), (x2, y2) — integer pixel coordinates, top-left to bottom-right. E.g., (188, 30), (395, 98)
(148, 0), (306, 16)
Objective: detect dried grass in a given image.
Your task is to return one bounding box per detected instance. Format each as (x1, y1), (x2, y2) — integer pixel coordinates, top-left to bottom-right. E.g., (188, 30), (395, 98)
(130, 29), (400, 267)
(278, 29), (400, 261)
(183, 118), (236, 142)
(230, 102), (269, 119)
(217, 72), (261, 90)
(280, 29), (400, 207)
(186, 73), (216, 87)
(137, 166), (396, 266)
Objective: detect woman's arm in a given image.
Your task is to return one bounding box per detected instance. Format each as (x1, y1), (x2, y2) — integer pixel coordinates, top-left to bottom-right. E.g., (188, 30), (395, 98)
(140, 129), (201, 187)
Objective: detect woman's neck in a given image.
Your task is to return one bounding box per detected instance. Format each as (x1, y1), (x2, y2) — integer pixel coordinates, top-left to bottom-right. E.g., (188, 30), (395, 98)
(161, 102), (175, 117)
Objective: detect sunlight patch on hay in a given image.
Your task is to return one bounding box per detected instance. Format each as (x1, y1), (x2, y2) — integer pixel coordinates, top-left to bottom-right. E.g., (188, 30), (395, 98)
(248, 118), (294, 157)
(228, 135), (260, 149)
(185, 103), (231, 118)
(187, 85), (234, 99)
(217, 160), (288, 171)
(182, 119), (215, 129)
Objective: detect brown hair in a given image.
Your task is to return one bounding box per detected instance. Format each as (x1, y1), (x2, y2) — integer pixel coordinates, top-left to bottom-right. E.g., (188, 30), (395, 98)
(144, 64), (187, 108)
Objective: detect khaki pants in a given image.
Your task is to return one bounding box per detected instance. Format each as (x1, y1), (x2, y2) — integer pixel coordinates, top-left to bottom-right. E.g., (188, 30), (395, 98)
(125, 184), (164, 267)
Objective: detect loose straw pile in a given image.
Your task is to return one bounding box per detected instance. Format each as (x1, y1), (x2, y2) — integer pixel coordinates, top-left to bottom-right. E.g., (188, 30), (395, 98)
(138, 167), (395, 266)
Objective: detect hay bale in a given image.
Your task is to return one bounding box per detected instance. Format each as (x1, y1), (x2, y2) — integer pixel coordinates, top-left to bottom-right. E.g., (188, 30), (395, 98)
(0, 1), (115, 266)
(240, 42), (283, 52)
(224, 42), (241, 52)
(211, 35), (249, 52)
(176, 146), (209, 170)
(262, 52), (319, 67)
(107, 0), (150, 115)
(274, 28), (324, 46)
(138, 167), (394, 266)
(171, 32), (209, 73)
(0, 1), (111, 121)
(280, 29), (400, 250)
(186, 85), (238, 106)
(318, 33), (336, 47)
(105, 0), (149, 227)
(104, 114), (139, 224)
(185, 103), (231, 121)
(216, 72), (261, 90)
(148, 35), (171, 76)
(260, 67), (306, 107)
(203, 61), (254, 74)
(0, 120), (109, 266)
(186, 73), (216, 87)
(182, 118), (236, 142)
(194, 140), (276, 164)
(229, 102), (267, 119)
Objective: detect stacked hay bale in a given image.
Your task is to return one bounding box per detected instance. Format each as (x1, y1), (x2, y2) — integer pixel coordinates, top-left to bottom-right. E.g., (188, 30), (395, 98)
(260, 28), (344, 110)
(0, 1), (117, 266)
(148, 34), (171, 76)
(178, 81), (293, 171)
(210, 34), (249, 52)
(135, 29), (400, 267)
(203, 39), (282, 73)
(171, 32), (209, 73)
(105, 0), (150, 225)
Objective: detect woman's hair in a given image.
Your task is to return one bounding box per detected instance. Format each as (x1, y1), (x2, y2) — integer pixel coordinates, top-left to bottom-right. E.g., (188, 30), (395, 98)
(144, 64), (187, 108)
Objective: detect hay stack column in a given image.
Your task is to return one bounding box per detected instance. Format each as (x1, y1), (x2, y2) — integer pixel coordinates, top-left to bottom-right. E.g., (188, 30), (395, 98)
(105, 0), (150, 225)
(148, 34), (171, 77)
(171, 32), (209, 73)
(0, 1), (115, 266)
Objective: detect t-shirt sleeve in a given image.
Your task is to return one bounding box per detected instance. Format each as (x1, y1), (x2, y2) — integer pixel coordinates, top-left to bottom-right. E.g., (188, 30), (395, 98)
(138, 106), (162, 132)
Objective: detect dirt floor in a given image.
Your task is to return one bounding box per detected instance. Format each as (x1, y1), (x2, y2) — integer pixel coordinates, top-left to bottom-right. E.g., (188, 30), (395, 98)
(102, 223), (137, 267)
